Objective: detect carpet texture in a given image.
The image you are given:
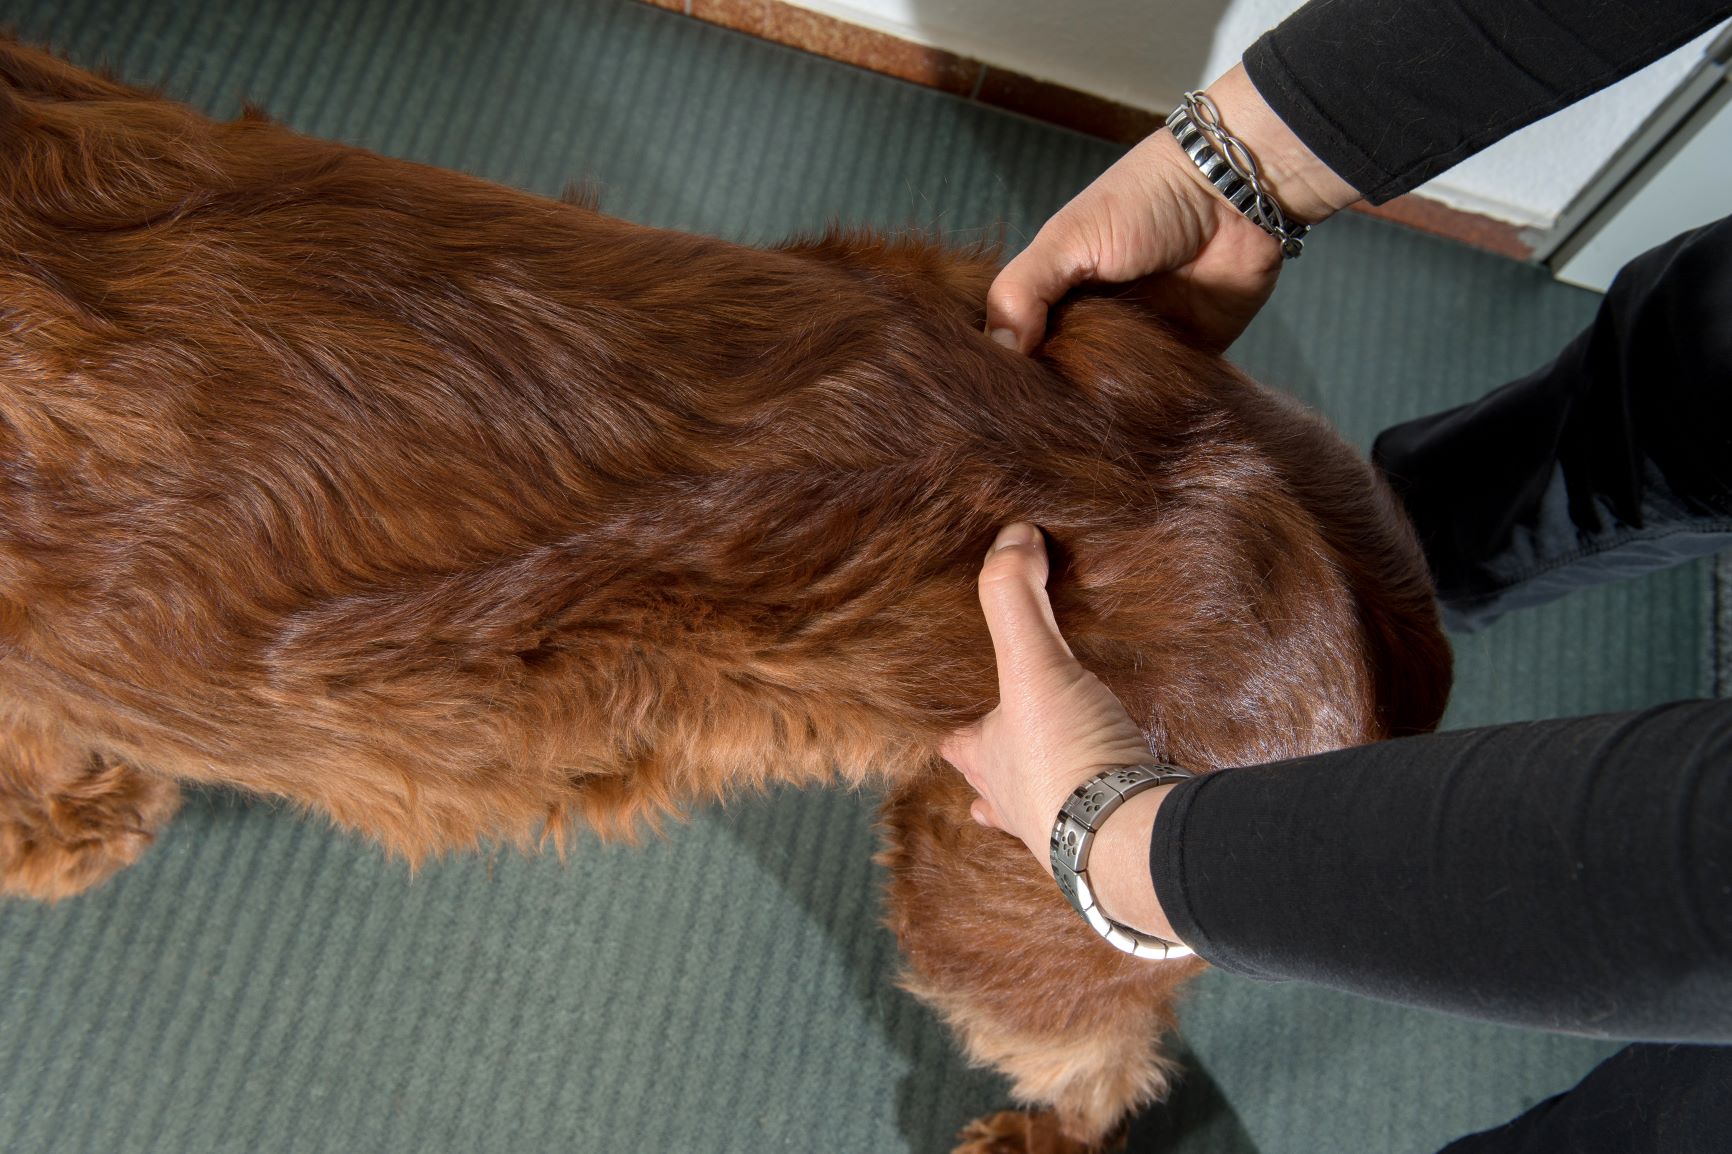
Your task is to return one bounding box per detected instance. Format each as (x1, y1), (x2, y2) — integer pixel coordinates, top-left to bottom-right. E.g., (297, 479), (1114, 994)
(0, 2), (1717, 1152)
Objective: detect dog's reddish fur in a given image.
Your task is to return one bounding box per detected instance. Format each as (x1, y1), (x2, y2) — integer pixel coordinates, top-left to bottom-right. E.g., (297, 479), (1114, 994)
(0, 39), (1450, 1151)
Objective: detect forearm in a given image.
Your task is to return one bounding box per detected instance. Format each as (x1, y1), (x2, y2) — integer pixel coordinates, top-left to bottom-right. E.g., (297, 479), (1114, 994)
(1148, 700), (1732, 1040)
(1192, 62), (1359, 225)
(1082, 784), (1181, 943)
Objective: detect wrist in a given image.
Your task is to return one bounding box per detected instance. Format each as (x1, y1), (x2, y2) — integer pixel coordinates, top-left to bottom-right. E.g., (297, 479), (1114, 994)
(1196, 62), (1358, 226)
(1086, 784), (1180, 943)
(1044, 769), (1186, 951)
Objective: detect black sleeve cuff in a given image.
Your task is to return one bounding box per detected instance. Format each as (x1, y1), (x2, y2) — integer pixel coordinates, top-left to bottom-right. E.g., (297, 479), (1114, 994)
(1150, 768), (1275, 979)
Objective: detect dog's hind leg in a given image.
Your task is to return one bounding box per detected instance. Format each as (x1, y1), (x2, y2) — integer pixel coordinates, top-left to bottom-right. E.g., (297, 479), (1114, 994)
(879, 770), (1201, 1154)
(0, 712), (181, 901)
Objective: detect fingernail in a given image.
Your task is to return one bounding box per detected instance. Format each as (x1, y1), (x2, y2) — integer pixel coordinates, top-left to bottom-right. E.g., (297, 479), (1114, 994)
(993, 523), (1038, 552)
(989, 327), (1017, 350)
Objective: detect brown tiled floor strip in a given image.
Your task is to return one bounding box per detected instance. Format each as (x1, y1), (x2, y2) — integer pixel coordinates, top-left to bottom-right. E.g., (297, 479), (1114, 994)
(635, 0), (1533, 260)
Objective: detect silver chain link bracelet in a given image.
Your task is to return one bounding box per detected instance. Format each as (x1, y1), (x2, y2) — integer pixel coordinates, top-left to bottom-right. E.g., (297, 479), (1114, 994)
(1166, 91), (1309, 259)
(1050, 764), (1196, 960)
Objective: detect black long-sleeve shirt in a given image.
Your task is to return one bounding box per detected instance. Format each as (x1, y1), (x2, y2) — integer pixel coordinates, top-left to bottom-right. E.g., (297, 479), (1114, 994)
(1243, 0), (1732, 203)
(1150, 702), (1732, 1040)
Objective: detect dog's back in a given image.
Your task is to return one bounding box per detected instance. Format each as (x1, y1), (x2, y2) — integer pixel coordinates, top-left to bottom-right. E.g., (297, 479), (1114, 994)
(0, 39), (1447, 858)
(0, 38), (1453, 1150)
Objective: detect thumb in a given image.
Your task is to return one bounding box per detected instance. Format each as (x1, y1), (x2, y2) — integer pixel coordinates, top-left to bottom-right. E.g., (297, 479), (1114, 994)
(976, 523), (1079, 693)
(985, 212), (1098, 355)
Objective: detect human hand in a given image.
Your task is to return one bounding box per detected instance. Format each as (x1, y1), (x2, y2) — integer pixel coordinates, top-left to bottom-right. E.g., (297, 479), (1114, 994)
(942, 523), (1187, 941)
(939, 523), (1152, 866)
(986, 63), (1358, 355)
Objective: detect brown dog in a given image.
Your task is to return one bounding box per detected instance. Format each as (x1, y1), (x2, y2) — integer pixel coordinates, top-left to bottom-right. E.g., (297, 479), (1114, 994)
(0, 39), (1450, 1152)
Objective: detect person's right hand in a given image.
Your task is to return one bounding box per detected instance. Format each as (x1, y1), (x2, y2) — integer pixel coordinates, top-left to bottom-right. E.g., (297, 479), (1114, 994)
(986, 63), (1359, 356)
(987, 130), (1281, 355)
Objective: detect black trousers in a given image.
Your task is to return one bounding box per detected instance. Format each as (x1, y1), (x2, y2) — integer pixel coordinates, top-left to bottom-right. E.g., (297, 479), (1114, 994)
(1370, 220), (1732, 1149)
(1373, 215), (1732, 631)
(1439, 1044), (1732, 1154)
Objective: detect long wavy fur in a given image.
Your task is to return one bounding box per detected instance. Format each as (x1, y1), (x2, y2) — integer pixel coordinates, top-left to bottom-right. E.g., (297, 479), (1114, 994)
(0, 39), (1450, 1151)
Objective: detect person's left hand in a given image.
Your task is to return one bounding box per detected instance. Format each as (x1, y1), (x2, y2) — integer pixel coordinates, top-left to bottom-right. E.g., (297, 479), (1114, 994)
(940, 522), (1153, 867)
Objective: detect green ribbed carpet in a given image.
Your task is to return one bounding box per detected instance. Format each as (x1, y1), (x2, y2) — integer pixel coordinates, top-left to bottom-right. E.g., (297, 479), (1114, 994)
(0, 3), (1718, 1152)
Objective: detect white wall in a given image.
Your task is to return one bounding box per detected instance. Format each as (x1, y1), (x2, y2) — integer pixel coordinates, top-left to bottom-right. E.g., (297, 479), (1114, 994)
(782, 0), (1723, 230)
(774, 0), (1223, 113)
